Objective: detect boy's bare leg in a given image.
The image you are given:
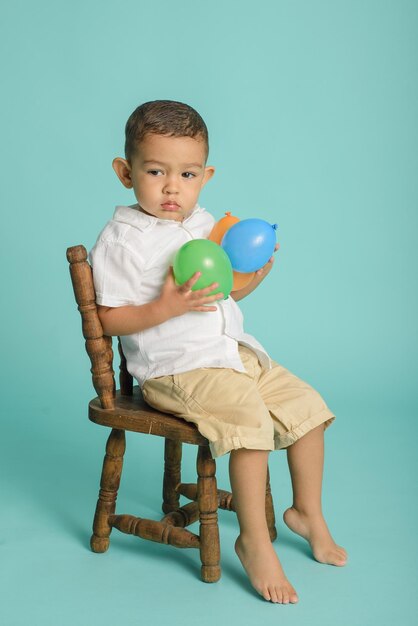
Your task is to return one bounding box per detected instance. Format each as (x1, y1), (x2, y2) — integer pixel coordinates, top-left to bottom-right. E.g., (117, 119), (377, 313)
(283, 424), (347, 566)
(230, 449), (298, 604)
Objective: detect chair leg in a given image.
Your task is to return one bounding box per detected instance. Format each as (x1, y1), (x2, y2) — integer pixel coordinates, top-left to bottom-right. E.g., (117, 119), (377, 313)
(265, 467), (277, 542)
(162, 439), (182, 514)
(91, 428), (126, 553)
(197, 445), (221, 583)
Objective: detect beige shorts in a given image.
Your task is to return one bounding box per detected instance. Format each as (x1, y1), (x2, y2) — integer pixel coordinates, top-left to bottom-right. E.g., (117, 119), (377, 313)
(142, 345), (335, 458)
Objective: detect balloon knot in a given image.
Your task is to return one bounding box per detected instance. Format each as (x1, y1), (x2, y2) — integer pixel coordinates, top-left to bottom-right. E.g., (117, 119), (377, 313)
(225, 211), (231, 216)
(272, 223), (278, 230)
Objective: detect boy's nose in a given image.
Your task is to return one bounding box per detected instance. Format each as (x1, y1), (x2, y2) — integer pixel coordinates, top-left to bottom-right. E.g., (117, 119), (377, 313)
(163, 176), (179, 194)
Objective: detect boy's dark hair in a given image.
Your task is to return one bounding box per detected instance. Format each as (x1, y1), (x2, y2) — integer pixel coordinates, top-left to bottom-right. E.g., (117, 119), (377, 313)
(124, 100), (209, 162)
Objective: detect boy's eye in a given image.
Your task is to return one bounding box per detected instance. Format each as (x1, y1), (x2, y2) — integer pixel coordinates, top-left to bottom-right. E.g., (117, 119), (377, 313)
(147, 169), (163, 176)
(182, 172), (196, 179)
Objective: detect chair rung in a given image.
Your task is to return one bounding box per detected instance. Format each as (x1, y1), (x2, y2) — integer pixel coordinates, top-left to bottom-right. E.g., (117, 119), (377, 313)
(161, 501), (200, 527)
(218, 489), (235, 511)
(109, 514), (200, 548)
(176, 482), (198, 500)
(177, 483), (236, 511)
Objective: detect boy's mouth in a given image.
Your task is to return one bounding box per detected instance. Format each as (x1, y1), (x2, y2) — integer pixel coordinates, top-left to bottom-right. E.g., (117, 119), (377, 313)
(161, 202), (180, 211)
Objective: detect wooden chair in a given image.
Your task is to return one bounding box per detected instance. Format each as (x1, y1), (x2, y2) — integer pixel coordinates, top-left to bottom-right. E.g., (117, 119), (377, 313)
(67, 244), (277, 583)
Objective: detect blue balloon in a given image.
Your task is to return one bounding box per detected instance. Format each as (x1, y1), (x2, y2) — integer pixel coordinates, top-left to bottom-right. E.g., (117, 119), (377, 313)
(221, 219), (278, 273)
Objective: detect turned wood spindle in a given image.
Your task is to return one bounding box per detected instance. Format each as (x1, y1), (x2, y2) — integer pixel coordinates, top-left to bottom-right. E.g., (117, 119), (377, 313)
(177, 473), (277, 542)
(176, 483), (198, 501)
(67, 245), (115, 409)
(161, 501), (200, 528)
(162, 439), (182, 514)
(197, 445), (221, 583)
(109, 514), (200, 548)
(90, 428), (126, 553)
(265, 467), (277, 542)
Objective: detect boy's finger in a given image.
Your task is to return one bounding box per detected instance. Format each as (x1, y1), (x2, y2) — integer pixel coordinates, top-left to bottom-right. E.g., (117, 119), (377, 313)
(193, 282), (219, 296)
(180, 271), (202, 291)
(193, 293), (224, 310)
(165, 266), (176, 282)
(200, 293), (224, 303)
(191, 305), (218, 312)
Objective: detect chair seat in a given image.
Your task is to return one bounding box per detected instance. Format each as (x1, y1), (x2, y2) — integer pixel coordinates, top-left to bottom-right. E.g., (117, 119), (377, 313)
(89, 386), (208, 446)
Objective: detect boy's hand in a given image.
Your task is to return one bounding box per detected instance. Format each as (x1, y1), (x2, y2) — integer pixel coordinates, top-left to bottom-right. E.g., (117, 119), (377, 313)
(231, 243), (280, 302)
(157, 267), (224, 319)
(253, 243), (280, 282)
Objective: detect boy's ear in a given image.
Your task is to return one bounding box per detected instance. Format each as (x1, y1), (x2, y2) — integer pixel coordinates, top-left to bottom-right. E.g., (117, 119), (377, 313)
(112, 157), (133, 188)
(201, 165), (215, 188)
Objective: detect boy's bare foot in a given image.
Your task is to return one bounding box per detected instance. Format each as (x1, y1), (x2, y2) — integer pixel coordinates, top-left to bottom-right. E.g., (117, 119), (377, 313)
(235, 534), (299, 604)
(283, 507), (347, 566)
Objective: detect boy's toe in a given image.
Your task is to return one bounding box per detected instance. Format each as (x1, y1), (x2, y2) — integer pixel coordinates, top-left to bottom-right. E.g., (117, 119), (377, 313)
(261, 586), (271, 602)
(269, 587), (279, 603)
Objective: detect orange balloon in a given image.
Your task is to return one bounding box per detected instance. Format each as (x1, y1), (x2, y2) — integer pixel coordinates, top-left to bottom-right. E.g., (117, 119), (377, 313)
(232, 270), (255, 291)
(208, 212), (255, 291)
(208, 211), (240, 244)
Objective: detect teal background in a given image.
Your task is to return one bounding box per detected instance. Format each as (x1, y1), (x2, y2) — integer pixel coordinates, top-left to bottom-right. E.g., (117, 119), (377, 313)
(1, 1), (417, 624)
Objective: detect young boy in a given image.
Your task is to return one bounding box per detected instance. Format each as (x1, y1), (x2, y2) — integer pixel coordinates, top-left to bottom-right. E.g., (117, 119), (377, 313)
(90, 100), (347, 604)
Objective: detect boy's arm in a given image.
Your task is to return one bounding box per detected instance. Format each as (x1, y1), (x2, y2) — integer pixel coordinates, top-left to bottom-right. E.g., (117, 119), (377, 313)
(98, 300), (169, 336)
(98, 267), (223, 336)
(231, 244), (279, 302)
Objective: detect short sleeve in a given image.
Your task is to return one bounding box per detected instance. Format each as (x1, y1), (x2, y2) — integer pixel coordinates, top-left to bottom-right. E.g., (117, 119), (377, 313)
(89, 240), (144, 307)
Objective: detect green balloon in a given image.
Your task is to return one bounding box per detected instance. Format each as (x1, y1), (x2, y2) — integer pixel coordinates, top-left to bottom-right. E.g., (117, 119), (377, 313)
(173, 239), (233, 299)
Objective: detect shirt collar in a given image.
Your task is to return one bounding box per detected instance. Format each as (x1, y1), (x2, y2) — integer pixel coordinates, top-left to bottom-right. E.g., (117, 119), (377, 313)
(112, 203), (204, 232)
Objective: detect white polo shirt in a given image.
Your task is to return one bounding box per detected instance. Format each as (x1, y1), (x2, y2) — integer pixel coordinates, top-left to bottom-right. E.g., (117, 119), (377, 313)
(89, 204), (271, 387)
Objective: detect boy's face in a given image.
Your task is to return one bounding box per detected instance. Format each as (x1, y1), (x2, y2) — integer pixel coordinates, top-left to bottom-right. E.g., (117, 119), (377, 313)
(113, 134), (214, 222)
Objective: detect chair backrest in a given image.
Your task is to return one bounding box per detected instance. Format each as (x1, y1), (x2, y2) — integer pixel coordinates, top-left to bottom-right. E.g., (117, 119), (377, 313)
(67, 244), (133, 409)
